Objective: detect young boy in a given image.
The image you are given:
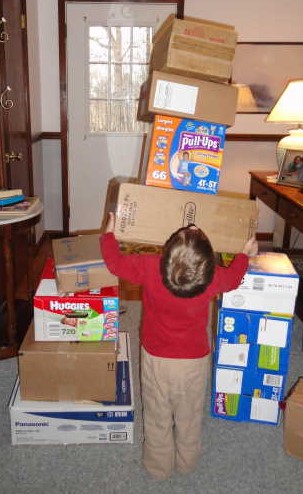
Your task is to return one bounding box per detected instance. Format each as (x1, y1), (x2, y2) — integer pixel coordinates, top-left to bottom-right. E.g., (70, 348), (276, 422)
(100, 214), (258, 480)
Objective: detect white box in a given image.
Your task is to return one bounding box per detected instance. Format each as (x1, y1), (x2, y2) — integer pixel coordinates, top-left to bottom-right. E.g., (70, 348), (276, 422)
(10, 333), (134, 445)
(222, 252), (299, 315)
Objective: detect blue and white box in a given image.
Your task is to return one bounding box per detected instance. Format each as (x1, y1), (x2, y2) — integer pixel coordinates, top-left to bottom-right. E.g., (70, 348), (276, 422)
(221, 252), (299, 315)
(217, 309), (293, 348)
(212, 363), (286, 401)
(211, 390), (282, 425)
(10, 332), (134, 445)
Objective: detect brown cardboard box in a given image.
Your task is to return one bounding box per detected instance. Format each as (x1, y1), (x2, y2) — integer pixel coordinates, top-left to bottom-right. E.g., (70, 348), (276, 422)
(101, 176), (140, 232)
(114, 182), (257, 254)
(137, 71), (238, 127)
(18, 324), (117, 401)
(150, 15), (238, 83)
(52, 234), (118, 293)
(283, 377), (303, 460)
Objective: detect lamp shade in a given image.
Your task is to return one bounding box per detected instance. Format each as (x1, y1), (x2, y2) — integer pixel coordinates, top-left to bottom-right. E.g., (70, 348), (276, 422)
(266, 80), (303, 123)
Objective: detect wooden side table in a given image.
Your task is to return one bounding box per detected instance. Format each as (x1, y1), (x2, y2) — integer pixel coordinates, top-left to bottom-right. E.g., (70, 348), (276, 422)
(0, 199), (43, 359)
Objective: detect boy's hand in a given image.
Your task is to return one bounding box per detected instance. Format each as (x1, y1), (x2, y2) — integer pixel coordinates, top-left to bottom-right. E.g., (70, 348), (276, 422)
(105, 212), (115, 233)
(242, 236), (258, 257)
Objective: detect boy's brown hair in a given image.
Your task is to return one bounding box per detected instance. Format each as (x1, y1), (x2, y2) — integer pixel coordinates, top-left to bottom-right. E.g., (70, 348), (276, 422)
(160, 225), (215, 298)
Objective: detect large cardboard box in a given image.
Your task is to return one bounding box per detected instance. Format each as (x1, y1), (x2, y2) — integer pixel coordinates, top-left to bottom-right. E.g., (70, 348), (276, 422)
(11, 332), (134, 445)
(221, 253), (300, 315)
(52, 234), (118, 293)
(18, 324), (117, 402)
(283, 378), (303, 460)
(34, 258), (119, 342)
(150, 15), (238, 83)
(143, 115), (226, 194)
(114, 182), (257, 253)
(138, 71), (238, 126)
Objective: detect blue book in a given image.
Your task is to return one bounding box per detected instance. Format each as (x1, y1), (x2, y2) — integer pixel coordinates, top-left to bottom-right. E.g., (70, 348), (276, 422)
(0, 195), (25, 207)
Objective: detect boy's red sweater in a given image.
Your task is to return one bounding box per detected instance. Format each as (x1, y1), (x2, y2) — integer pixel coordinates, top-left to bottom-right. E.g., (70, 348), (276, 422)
(101, 232), (248, 359)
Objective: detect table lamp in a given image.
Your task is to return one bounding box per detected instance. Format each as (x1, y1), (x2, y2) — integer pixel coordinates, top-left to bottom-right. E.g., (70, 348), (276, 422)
(266, 79), (303, 166)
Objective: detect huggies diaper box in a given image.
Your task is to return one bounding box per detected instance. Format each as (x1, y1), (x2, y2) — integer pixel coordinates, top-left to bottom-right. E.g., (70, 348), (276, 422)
(34, 258), (119, 342)
(144, 115), (226, 194)
(11, 332), (134, 445)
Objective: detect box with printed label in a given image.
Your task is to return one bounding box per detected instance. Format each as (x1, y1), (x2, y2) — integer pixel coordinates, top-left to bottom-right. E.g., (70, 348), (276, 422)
(213, 361), (287, 402)
(137, 71), (238, 126)
(221, 252), (300, 315)
(143, 115), (226, 195)
(217, 309), (293, 348)
(34, 258), (119, 342)
(18, 323), (117, 402)
(114, 182), (257, 254)
(11, 332), (134, 445)
(52, 234), (118, 293)
(211, 390), (282, 425)
(150, 14), (237, 83)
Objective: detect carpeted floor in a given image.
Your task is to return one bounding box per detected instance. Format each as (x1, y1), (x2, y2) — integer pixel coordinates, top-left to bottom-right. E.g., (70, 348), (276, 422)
(0, 301), (303, 494)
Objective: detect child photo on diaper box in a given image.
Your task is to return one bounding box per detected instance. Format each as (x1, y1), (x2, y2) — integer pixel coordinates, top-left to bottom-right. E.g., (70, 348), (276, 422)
(145, 115), (226, 194)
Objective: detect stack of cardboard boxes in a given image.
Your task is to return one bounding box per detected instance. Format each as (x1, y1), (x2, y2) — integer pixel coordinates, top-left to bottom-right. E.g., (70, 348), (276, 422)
(138, 14), (238, 195)
(211, 252), (300, 425)
(9, 235), (135, 445)
(103, 15), (258, 251)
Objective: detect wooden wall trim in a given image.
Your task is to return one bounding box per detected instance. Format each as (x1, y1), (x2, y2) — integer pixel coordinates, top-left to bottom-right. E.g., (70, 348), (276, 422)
(33, 132), (283, 143)
(32, 132), (61, 143)
(226, 134), (283, 142)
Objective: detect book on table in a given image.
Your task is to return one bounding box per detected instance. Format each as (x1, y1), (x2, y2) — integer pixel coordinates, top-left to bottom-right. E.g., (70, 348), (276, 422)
(0, 195), (25, 207)
(0, 188), (23, 199)
(0, 196), (41, 216)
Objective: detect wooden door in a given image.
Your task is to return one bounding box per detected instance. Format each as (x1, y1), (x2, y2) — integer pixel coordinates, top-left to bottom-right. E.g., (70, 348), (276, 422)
(0, 0), (33, 344)
(0, 0), (33, 196)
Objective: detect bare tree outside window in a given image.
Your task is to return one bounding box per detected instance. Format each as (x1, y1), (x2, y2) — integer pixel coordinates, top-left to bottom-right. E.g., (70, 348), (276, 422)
(89, 25), (152, 133)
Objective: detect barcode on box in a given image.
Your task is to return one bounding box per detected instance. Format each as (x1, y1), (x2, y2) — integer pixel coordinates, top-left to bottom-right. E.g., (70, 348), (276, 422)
(253, 277), (264, 291)
(110, 432), (128, 442)
(263, 374), (283, 388)
(47, 323), (62, 338)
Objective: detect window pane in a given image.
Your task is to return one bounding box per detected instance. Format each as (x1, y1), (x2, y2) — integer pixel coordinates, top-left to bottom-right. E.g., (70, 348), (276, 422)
(90, 100), (108, 133)
(90, 64), (108, 99)
(89, 26), (109, 63)
(88, 24), (153, 133)
(131, 64), (149, 98)
(132, 27), (153, 63)
(111, 27), (131, 63)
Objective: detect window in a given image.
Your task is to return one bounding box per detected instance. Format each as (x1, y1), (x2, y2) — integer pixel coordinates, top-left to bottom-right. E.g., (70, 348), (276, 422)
(89, 25), (153, 133)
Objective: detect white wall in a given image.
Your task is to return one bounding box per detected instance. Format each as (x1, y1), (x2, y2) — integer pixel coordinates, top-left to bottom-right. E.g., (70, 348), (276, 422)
(29, 0), (303, 237)
(26, 0), (44, 239)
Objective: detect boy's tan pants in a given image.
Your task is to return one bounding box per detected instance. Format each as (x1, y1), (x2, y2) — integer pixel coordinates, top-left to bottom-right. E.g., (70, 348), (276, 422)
(141, 347), (210, 480)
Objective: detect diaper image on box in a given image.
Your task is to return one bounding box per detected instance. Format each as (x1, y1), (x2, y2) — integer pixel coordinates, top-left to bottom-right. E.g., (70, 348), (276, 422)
(145, 115), (226, 194)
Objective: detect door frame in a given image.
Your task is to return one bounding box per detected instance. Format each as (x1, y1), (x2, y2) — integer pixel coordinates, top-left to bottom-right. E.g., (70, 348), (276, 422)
(58, 0), (184, 234)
